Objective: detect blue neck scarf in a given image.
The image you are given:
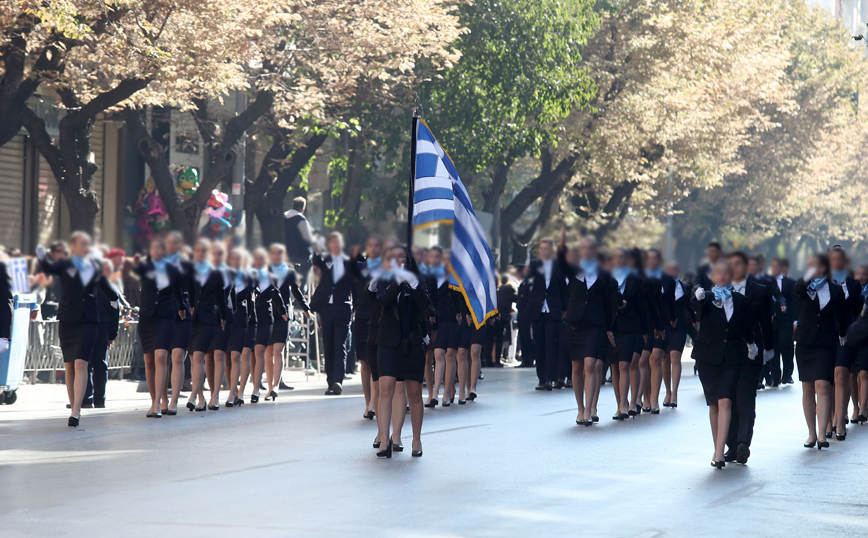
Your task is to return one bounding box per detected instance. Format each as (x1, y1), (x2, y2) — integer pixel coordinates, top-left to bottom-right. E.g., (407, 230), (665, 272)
(381, 269), (395, 281)
(270, 262), (289, 282)
(579, 259), (597, 276)
(419, 263), (430, 276)
(646, 267), (662, 280)
(429, 264), (446, 279)
(71, 254), (89, 273)
(234, 269), (247, 288)
(257, 267), (271, 289)
(712, 284), (733, 303)
(152, 257), (168, 275)
(165, 252), (180, 265)
(808, 276), (827, 291)
(612, 266), (629, 288)
(194, 261), (211, 279)
(832, 270), (848, 285)
(367, 256), (383, 274)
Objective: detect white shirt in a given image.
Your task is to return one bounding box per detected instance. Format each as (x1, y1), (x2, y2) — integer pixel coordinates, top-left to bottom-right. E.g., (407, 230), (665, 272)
(776, 274), (783, 291)
(842, 282), (850, 299)
(674, 280), (684, 301)
(331, 254), (346, 283)
(723, 296), (733, 321)
(814, 282), (831, 310)
(732, 279), (747, 296)
(76, 260), (96, 286)
(155, 270), (170, 291)
(541, 258), (553, 313)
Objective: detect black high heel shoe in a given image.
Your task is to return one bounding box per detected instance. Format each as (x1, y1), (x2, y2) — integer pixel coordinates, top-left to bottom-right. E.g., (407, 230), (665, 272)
(208, 404), (219, 411)
(467, 392), (477, 401)
(642, 406), (652, 413)
(804, 440), (816, 448)
(373, 439), (381, 449)
(711, 460), (725, 469)
(363, 410), (376, 419)
(591, 415), (599, 423)
(392, 441), (404, 452)
(836, 432), (847, 441)
(619, 412), (629, 420)
(612, 413), (622, 421)
(376, 440), (393, 459)
(165, 408), (178, 416)
(161, 408), (168, 414)
(650, 408), (660, 415)
(670, 402), (677, 408)
(628, 409), (637, 417)
(818, 440), (830, 450)
(68, 415), (80, 427)
(250, 394), (259, 403)
(412, 449), (423, 457)
(235, 398), (244, 406)
(458, 399), (467, 405)
(424, 399), (438, 408)
(443, 400), (451, 407)
(858, 414), (868, 425)
(226, 399), (235, 408)
(186, 402), (196, 411)
(195, 403), (207, 412)
(824, 431), (833, 439)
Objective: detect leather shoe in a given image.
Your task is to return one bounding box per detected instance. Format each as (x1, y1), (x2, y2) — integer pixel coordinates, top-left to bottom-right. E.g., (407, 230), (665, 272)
(553, 380), (565, 390)
(326, 383), (342, 395)
(81, 402), (94, 409)
(543, 382), (553, 391)
(723, 450), (736, 463)
(736, 443), (750, 464)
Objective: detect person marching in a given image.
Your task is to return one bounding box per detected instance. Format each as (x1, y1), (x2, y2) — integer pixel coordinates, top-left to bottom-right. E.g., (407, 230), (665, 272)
(426, 247), (455, 408)
(208, 241), (234, 410)
(249, 248), (286, 403)
(608, 247), (648, 420)
(645, 248), (676, 414)
(352, 236), (384, 418)
(690, 261), (749, 469)
(662, 261), (692, 408)
(828, 246), (862, 440)
(225, 248), (254, 407)
(133, 237), (186, 417)
(557, 229), (616, 426)
(185, 238), (227, 412)
(794, 253), (848, 450)
(527, 238), (568, 391)
(163, 231), (194, 414)
(37, 232), (118, 427)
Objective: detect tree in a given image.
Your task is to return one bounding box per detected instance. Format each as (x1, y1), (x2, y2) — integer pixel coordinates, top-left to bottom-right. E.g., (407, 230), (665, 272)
(2, 0), (261, 233)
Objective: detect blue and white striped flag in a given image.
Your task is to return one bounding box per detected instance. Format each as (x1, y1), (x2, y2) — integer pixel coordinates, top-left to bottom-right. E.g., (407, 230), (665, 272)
(9, 258), (29, 294)
(412, 120), (497, 328)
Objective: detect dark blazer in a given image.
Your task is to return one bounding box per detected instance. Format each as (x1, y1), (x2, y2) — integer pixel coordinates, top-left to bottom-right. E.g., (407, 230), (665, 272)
(134, 260), (186, 319)
(557, 247), (616, 329)
(350, 254), (374, 321)
(846, 295), (868, 347)
(0, 262), (11, 340)
(740, 277), (775, 353)
(690, 292), (750, 367)
(254, 274), (286, 325)
(97, 285), (120, 341)
(191, 270), (227, 325)
(644, 274), (677, 332)
(375, 278), (433, 348)
(525, 257), (567, 322)
(840, 276), (863, 328)
(272, 267), (310, 314)
(613, 273), (648, 335)
(367, 282), (383, 346)
(232, 271), (256, 328)
(40, 257), (117, 324)
(793, 279), (848, 347)
(310, 253), (354, 318)
(772, 275), (797, 329)
(219, 267), (237, 324)
(671, 279), (694, 330)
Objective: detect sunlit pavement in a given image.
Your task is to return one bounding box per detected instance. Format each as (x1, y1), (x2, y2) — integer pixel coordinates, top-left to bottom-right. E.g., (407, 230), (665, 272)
(2, 355), (868, 537)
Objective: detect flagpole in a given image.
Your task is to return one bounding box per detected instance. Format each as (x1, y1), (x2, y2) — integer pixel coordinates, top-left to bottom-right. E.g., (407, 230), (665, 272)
(407, 111), (419, 252)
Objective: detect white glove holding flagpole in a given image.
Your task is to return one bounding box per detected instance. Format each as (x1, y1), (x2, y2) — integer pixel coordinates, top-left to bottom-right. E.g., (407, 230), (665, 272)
(695, 288), (705, 301)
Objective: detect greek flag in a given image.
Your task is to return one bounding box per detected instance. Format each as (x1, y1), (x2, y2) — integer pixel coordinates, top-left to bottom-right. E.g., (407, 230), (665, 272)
(412, 119), (497, 328)
(9, 258), (29, 294)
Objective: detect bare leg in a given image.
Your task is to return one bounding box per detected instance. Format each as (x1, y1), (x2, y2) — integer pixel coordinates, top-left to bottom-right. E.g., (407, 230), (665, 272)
(143, 353), (156, 414)
(226, 350), (241, 403)
(583, 357), (596, 421)
(391, 381), (407, 445)
(154, 350), (169, 412)
(612, 362), (622, 413)
(860, 371), (868, 420)
(816, 380), (833, 442)
(802, 381), (817, 443)
(469, 343), (482, 393)
(649, 348), (664, 411)
(360, 360), (373, 413)
(834, 366), (850, 437)
(572, 360), (585, 422)
(187, 351), (206, 407)
(238, 347), (252, 399)
(851, 371), (861, 421)
(662, 352), (672, 405)
(638, 349), (651, 408)
(709, 404), (719, 458)
(619, 361), (631, 415)
(268, 343), (285, 397)
(670, 350), (683, 405)
(424, 345), (435, 400)
(629, 351), (641, 412)
(429, 348), (446, 404)
(70, 359), (88, 419)
(252, 344), (266, 399)
(168, 348), (186, 411)
(264, 345), (275, 394)
(591, 359), (603, 417)
(210, 350), (226, 406)
(714, 399), (732, 462)
(444, 348), (458, 402)
(456, 348), (469, 401)
(405, 380), (424, 453)
(376, 376), (397, 449)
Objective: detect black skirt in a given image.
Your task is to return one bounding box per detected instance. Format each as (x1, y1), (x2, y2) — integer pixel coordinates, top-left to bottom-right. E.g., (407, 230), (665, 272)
(268, 317), (289, 346)
(255, 323), (273, 347)
(653, 332), (668, 351)
(633, 334), (646, 355)
(797, 343), (835, 383)
(377, 343), (425, 382)
(354, 321), (370, 363)
(368, 343), (380, 381)
(835, 342), (856, 370)
(170, 319), (193, 351)
(228, 322), (248, 354)
(697, 360), (738, 405)
(854, 345), (868, 373)
(566, 323), (608, 362)
(59, 321), (99, 363)
(138, 315), (175, 354)
(642, 334), (653, 353)
(666, 328), (688, 354)
(210, 320), (232, 353)
(459, 324), (472, 350)
(188, 322), (216, 354)
(610, 332), (640, 363)
(436, 322), (461, 350)
(244, 323), (257, 350)
(471, 325), (487, 346)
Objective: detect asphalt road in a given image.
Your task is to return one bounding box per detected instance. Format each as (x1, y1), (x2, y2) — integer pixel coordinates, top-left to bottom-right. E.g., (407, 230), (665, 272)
(2, 362), (868, 537)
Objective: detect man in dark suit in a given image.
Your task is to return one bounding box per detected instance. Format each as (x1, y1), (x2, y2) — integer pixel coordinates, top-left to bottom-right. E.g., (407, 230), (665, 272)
(695, 242), (724, 291)
(284, 196), (316, 288)
(311, 232), (355, 395)
(726, 251), (775, 465)
(516, 266), (535, 368)
(768, 257), (796, 385)
(749, 254), (786, 388)
(525, 238), (567, 391)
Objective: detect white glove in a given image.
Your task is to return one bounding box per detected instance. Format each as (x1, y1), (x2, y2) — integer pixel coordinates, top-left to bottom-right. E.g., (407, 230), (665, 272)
(748, 343), (758, 360)
(695, 288), (705, 300)
(395, 266), (419, 289)
(423, 335), (431, 346)
(36, 244), (46, 260)
(762, 349), (774, 364)
(840, 336), (847, 346)
(0, 338), (9, 353)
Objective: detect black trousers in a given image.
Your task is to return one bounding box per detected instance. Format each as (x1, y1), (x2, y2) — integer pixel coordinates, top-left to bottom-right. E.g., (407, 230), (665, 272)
(321, 309), (351, 387)
(727, 358), (763, 449)
(769, 327), (794, 383)
(558, 323), (571, 380)
(518, 318), (534, 367)
(84, 323), (110, 405)
(491, 318), (509, 365)
(533, 314), (560, 384)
